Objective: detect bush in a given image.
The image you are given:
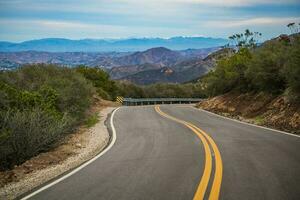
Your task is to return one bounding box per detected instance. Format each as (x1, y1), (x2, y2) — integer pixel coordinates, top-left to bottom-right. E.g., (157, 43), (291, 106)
(245, 40), (287, 93)
(283, 36), (300, 96)
(200, 33), (300, 99)
(201, 48), (251, 96)
(114, 81), (206, 98)
(84, 113), (99, 128)
(0, 108), (70, 169)
(75, 66), (118, 100)
(0, 64), (94, 169)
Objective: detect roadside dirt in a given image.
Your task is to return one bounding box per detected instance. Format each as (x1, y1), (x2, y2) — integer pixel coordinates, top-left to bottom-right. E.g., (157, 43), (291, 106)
(0, 98), (119, 199)
(197, 92), (300, 134)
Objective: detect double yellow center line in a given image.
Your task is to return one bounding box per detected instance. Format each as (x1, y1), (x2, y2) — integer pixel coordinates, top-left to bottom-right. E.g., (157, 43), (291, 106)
(154, 106), (223, 200)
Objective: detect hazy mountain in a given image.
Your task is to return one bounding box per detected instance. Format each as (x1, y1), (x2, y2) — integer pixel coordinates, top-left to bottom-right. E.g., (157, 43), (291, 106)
(0, 37), (228, 52)
(178, 47), (220, 59)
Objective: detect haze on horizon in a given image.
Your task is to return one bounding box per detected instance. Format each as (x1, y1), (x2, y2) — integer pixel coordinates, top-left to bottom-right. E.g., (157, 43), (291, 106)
(0, 0), (300, 42)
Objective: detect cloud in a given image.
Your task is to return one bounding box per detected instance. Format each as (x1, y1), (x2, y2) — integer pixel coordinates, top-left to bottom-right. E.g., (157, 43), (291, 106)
(118, 0), (299, 7)
(2, 0), (299, 13)
(205, 17), (300, 28)
(187, 0), (297, 6)
(0, 0), (299, 41)
(0, 19), (191, 41)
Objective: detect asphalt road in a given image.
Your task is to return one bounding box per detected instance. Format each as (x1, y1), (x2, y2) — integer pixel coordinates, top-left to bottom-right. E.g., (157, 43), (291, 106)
(22, 105), (300, 200)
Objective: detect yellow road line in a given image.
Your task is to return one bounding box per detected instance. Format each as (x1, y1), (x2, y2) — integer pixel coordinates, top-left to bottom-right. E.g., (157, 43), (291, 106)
(154, 106), (212, 199)
(154, 106), (223, 200)
(190, 124), (223, 200)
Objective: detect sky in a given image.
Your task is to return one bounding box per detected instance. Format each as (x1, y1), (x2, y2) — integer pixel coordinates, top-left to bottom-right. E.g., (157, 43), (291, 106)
(0, 0), (300, 42)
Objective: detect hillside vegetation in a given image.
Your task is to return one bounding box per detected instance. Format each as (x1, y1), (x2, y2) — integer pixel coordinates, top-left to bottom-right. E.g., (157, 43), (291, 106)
(198, 30), (300, 133)
(200, 32), (300, 101)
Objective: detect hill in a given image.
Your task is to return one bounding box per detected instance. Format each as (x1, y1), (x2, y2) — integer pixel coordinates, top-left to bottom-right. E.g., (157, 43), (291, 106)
(118, 48), (233, 84)
(112, 47), (183, 67)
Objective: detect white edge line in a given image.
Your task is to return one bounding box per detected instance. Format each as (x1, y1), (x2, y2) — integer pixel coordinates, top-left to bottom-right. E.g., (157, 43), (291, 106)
(190, 106), (300, 138)
(21, 107), (121, 200)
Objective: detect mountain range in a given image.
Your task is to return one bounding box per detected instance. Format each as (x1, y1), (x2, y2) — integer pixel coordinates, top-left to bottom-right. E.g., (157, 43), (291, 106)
(0, 37), (228, 52)
(0, 47), (219, 70)
(0, 46), (233, 85)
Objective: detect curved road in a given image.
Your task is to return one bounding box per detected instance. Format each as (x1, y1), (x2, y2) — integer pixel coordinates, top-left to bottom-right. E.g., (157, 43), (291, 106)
(22, 105), (300, 200)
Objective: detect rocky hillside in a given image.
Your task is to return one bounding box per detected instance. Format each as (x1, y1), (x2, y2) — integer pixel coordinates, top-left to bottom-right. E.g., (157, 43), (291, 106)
(122, 67), (179, 85)
(113, 47), (184, 67)
(118, 47), (233, 84)
(108, 63), (161, 80)
(197, 92), (300, 134)
(121, 60), (211, 85)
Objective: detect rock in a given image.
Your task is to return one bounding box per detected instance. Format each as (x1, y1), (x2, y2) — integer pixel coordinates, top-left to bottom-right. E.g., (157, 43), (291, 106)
(75, 143), (82, 148)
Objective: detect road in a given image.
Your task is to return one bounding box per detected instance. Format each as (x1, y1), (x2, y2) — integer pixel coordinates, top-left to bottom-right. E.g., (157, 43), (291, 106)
(21, 105), (300, 200)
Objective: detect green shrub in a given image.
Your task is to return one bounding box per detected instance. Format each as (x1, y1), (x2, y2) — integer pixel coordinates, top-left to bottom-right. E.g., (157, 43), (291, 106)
(0, 64), (94, 170)
(0, 108), (71, 169)
(84, 113), (99, 128)
(200, 33), (300, 99)
(75, 66), (117, 100)
(201, 48), (251, 96)
(283, 36), (300, 97)
(114, 81), (206, 98)
(245, 40), (287, 93)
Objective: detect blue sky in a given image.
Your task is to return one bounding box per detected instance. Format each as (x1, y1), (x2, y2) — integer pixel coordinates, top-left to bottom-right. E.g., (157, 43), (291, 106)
(0, 0), (300, 42)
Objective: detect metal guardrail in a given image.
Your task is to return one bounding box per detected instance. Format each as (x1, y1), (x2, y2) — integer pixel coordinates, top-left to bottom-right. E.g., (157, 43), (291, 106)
(122, 98), (203, 106)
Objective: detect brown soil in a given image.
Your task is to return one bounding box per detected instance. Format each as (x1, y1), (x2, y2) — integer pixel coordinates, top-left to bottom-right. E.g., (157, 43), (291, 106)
(197, 92), (300, 134)
(0, 97), (119, 188)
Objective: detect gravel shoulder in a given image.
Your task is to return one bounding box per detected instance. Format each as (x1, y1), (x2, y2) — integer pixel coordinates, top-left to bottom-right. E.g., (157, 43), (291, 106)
(0, 102), (116, 199)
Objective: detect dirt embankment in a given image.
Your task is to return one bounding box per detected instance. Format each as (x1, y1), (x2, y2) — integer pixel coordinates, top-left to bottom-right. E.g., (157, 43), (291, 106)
(197, 92), (300, 134)
(0, 98), (119, 199)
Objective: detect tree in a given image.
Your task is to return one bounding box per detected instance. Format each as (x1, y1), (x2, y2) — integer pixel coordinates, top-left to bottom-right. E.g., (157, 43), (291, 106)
(283, 36), (300, 99)
(75, 65), (118, 100)
(201, 48), (252, 96)
(229, 29), (261, 49)
(287, 22), (297, 34)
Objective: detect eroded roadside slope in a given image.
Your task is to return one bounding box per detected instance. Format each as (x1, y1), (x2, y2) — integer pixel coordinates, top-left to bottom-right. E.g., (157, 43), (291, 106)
(197, 92), (300, 134)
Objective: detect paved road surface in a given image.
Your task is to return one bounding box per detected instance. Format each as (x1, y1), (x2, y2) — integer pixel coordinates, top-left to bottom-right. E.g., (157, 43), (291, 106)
(22, 105), (300, 200)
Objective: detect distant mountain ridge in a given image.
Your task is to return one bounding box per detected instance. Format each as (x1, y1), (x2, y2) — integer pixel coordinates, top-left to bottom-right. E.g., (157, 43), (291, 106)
(0, 37), (228, 52)
(0, 47), (219, 70)
(0, 46), (231, 85)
